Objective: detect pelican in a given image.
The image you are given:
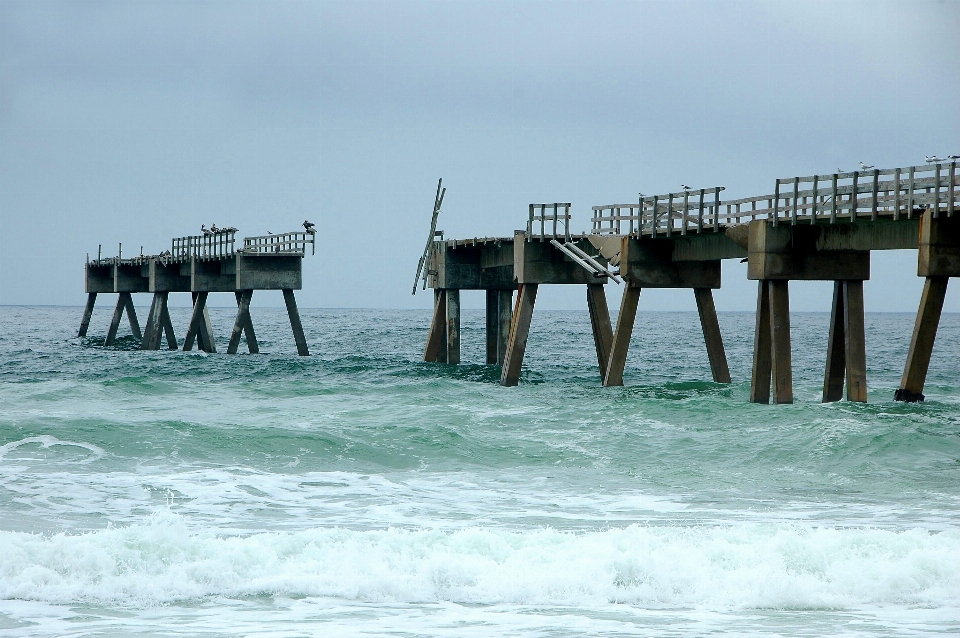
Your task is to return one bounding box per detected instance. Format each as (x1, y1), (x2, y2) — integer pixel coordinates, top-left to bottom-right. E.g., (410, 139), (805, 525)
(303, 220), (316, 232)
(859, 162), (874, 170)
(223, 226), (238, 233)
(201, 224), (212, 236)
(210, 223), (220, 233)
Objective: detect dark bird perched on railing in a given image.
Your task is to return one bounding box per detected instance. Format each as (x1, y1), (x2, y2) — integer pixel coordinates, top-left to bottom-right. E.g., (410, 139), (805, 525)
(210, 223), (219, 233)
(837, 168), (844, 173)
(681, 184), (691, 191)
(948, 155), (960, 160)
(201, 224), (212, 236)
(303, 220), (316, 233)
(222, 226), (238, 233)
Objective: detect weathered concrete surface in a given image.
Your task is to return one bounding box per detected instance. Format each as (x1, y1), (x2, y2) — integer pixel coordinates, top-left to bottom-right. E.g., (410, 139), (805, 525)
(621, 238), (721, 288)
(918, 210), (960, 277)
(149, 261), (191, 292)
(85, 265), (114, 293)
(431, 241), (515, 290)
(747, 221), (870, 281)
(514, 233), (610, 285)
(236, 255), (302, 290)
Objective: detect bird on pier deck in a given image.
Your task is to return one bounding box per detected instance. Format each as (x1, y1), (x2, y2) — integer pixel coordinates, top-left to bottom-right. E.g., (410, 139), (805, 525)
(837, 168), (844, 174)
(303, 220), (316, 233)
(948, 155), (960, 161)
(681, 184), (691, 191)
(210, 223), (220, 233)
(926, 156), (945, 164)
(859, 162), (874, 170)
(201, 224), (212, 236)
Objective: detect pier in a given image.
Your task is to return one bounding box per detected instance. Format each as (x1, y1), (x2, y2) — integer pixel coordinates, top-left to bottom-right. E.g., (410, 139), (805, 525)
(418, 162), (960, 403)
(79, 230), (315, 355)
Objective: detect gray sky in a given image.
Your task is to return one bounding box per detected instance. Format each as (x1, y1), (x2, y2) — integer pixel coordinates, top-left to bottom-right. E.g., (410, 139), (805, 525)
(1, 0), (959, 312)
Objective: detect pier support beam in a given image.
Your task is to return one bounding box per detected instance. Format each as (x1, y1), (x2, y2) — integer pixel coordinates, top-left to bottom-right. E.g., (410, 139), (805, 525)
(78, 292), (97, 338)
(693, 288), (731, 383)
(603, 284), (641, 387)
(751, 280), (793, 404)
(184, 292), (216, 353)
(500, 283), (538, 386)
(445, 289), (461, 365)
(228, 290), (259, 354)
(587, 284), (613, 380)
(486, 289), (514, 365)
(424, 289), (448, 363)
(895, 276), (948, 402)
(822, 281), (867, 403)
(282, 288), (309, 356)
(141, 292), (172, 350)
(105, 292), (141, 347)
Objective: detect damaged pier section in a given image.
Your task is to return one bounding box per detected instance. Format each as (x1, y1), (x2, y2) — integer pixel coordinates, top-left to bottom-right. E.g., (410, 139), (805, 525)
(419, 161), (960, 404)
(80, 230), (314, 355)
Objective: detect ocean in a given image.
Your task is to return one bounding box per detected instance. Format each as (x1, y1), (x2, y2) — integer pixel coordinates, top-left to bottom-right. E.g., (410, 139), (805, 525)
(0, 304), (958, 637)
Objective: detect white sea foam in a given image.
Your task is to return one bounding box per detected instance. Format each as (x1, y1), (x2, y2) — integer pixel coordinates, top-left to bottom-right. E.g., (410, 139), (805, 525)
(0, 511), (956, 610)
(0, 436), (103, 463)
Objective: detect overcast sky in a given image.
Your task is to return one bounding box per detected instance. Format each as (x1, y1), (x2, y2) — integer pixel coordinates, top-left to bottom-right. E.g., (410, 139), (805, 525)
(1, 0), (959, 312)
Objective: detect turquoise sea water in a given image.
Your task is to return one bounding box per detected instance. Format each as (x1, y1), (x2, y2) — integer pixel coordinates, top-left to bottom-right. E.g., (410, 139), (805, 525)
(0, 304), (958, 636)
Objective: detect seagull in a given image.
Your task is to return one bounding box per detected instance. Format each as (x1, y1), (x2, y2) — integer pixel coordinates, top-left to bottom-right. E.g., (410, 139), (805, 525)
(681, 184), (691, 191)
(926, 155), (945, 164)
(303, 219), (316, 233)
(859, 162), (874, 170)
(948, 155), (960, 160)
(201, 224), (212, 236)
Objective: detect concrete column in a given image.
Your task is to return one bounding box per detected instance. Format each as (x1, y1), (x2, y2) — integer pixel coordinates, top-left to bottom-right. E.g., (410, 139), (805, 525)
(769, 279), (793, 404)
(822, 281), (846, 403)
(895, 276), (949, 402)
(500, 283), (538, 386)
(750, 281), (772, 404)
(497, 289), (512, 365)
(282, 288), (309, 356)
(424, 289), (447, 363)
(603, 284), (641, 387)
(693, 288), (731, 383)
(445, 289), (461, 364)
(228, 290), (256, 354)
(485, 289), (498, 365)
(586, 284), (613, 380)
(843, 280), (867, 402)
(78, 292), (97, 338)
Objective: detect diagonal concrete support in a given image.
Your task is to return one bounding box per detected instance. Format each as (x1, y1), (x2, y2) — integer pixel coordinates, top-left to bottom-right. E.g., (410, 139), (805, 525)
(500, 283), (538, 386)
(78, 292), (97, 338)
(105, 292), (141, 346)
(693, 288), (731, 383)
(497, 289), (512, 365)
(586, 284), (613, 380)
(141, 292), (170, 351)
(895, 276), (948, 402)
(424, 289), (448, 363)
(822, 281), (847, 403)
(603, 284), (641, 387)
(184, 291), (216, 353)
(283, 288), (309, 356)
(228, 290), (258, 354)
(160, 300), (177, 350)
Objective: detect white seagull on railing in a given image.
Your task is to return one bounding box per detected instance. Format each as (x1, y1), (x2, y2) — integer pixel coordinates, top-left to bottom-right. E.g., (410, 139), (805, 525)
(859, 162), (874, 170)
(948, 155), (960, 160)
(926, 155), (945, 164)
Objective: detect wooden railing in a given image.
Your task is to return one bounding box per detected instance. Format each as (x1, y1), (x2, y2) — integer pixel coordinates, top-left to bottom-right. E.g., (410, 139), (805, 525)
(527, 203), (572, 241)
(241, 231), (315, 255)
(591, 162), (960, 237)
(171, 231), (237, 261)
